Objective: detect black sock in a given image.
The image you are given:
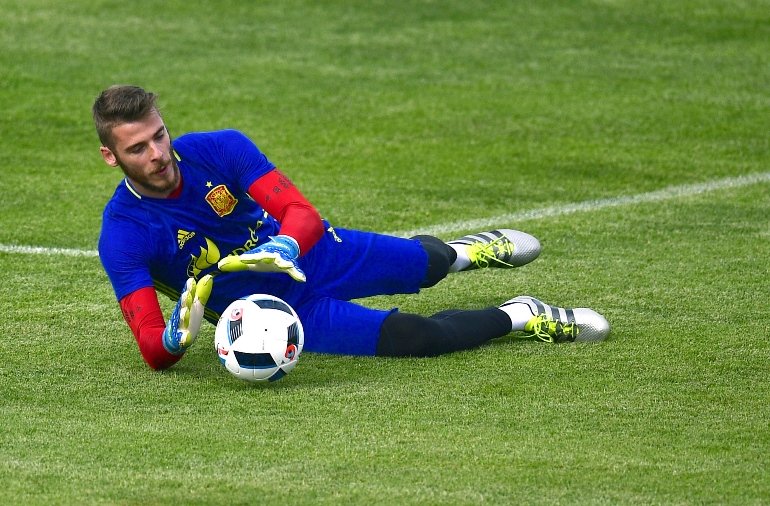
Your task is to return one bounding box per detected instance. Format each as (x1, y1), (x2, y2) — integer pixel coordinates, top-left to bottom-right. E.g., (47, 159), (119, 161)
(376, 308), (512, 357)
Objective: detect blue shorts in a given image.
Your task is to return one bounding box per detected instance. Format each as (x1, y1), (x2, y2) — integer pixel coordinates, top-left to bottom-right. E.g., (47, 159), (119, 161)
(213, 227), (428, 356)
(294, 227), (428, 355)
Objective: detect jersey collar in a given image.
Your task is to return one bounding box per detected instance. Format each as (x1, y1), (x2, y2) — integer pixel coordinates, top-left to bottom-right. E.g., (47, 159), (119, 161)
(123, 178), (143, 199)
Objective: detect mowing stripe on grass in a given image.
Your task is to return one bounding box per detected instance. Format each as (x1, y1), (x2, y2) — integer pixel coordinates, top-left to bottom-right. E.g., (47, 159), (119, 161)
(2, 171), (769, 257)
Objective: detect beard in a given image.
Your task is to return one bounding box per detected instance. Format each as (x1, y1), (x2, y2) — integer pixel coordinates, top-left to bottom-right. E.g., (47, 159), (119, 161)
(115, 146), (180, 197)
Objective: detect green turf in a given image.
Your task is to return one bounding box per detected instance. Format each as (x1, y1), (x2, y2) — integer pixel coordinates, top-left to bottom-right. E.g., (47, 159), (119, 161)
(1, 0), (769, 504)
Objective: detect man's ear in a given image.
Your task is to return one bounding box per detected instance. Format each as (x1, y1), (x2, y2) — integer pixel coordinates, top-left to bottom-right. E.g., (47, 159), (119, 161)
(100, 146), (119, 167)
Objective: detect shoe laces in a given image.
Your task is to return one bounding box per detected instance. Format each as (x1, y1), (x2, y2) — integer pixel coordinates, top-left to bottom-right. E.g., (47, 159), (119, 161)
(466, 236), (515, 268)
(522, 314), (579, 343)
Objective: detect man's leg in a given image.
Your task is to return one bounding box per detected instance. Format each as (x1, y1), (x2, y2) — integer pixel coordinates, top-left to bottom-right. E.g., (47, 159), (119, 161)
(294, 287), (610, 358)
(296, 296), (513, 358)
(376, 308), (512, 357)
(410, 228), (542, 287)
(375, 295), (612, 357)
(302, 227), (541, 301)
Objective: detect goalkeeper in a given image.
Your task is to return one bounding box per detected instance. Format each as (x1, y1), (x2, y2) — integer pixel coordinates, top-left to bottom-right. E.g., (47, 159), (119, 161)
(93, 85), (610, 370)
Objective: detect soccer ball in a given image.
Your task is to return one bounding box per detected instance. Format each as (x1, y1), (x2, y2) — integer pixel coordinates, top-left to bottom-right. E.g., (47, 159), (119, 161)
(215, 294), (304, 382)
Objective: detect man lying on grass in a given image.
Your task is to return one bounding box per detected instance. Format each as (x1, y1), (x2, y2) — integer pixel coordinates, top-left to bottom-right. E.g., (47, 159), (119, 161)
(92, 84), (610, 370)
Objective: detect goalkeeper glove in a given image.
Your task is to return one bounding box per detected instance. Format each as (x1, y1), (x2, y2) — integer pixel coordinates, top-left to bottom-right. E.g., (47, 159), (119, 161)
(162, 274), (214, 355)
(218, 235), (306, 282)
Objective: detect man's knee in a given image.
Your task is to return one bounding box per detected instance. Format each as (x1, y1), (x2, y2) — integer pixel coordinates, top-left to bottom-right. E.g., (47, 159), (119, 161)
(376, 312), (443, 357)
(411, 235), (455, 288)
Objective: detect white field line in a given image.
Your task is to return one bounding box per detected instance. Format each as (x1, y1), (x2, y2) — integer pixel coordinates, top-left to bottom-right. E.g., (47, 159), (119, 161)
(1, 171), (769, 257)
(388, 171), (770, 238)
(0, 244), (99, 257)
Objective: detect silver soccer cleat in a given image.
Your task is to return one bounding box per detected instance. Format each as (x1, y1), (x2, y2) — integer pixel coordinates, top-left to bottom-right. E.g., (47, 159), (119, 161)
(500, 296), (610, 343)
(447, 229), (541, 270)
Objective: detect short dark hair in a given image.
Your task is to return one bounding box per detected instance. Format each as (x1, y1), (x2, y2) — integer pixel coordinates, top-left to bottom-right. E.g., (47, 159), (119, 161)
(92, 85), (158, 148)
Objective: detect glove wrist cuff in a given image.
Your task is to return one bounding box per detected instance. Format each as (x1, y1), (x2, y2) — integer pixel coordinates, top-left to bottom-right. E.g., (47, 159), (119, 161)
(162, 328), (185, 356)
(270, 235), (301, 258)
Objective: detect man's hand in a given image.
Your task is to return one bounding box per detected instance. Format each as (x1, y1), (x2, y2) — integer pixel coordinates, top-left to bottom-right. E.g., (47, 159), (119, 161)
(218, 235), (306, 282)
(162, 275), (214, 355)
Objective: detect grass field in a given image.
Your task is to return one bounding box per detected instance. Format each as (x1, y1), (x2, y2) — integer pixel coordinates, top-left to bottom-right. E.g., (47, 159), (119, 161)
(1, 0), (769, 504)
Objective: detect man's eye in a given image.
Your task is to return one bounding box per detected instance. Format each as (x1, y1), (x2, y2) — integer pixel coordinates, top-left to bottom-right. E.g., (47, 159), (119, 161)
(129, 146), (144, 154)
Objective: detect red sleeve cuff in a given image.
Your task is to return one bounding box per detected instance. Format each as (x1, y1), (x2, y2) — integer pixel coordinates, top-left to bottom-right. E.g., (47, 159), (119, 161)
(120, 287), (183, 370)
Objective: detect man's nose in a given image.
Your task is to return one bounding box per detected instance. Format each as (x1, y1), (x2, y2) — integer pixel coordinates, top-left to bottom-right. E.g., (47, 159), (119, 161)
(149, 141), (163, 160)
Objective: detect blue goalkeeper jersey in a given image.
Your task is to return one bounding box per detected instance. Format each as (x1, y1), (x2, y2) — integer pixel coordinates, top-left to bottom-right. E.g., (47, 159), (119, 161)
(99, 129), (283, 320)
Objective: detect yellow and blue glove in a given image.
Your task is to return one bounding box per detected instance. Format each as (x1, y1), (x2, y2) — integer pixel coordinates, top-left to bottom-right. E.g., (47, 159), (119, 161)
(218, 235), (306, 282)
(162, 274), (214, 355)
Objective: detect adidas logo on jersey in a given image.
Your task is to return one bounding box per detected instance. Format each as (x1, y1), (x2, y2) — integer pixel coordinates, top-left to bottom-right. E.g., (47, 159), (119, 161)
(177, 229), (196, 249)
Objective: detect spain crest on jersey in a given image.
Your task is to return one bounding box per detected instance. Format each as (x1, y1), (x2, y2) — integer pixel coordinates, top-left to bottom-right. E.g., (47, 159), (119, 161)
(205, 184), (238, 217)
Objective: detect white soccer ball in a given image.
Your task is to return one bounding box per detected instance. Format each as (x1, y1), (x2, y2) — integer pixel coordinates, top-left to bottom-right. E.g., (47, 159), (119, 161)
(215, 294), (304, 382)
